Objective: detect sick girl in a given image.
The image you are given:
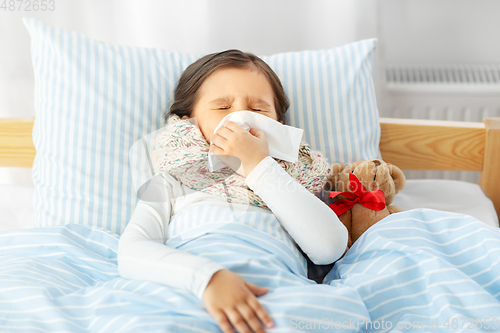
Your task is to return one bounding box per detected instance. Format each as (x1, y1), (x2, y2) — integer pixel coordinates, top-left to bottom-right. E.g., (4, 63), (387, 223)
(118, 50), (352, 333)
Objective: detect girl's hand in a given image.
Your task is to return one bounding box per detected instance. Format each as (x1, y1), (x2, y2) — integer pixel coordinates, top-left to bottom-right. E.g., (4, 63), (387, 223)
(202, 269), (274, 333)
(210, 121), (269, 177)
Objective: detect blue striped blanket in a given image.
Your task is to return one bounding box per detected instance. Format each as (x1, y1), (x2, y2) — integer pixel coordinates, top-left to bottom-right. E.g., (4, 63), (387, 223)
(0, 207), (499, 332)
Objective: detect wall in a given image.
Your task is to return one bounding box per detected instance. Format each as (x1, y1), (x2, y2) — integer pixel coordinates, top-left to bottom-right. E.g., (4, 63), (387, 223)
(376, 0), (500, 114)
(380, 0), (500, 65)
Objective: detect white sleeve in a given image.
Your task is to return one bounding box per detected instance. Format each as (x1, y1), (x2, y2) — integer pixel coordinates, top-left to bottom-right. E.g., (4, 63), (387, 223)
(244, 156), (348, 265)
(117, 173), (226, 301)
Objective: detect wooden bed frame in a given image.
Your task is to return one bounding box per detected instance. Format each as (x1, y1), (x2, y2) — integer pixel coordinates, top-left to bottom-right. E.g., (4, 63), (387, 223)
(1, 116), (500, 218)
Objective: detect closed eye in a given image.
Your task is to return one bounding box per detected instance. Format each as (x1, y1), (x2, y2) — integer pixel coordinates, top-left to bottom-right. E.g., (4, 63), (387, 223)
(218, 106), (230, 110)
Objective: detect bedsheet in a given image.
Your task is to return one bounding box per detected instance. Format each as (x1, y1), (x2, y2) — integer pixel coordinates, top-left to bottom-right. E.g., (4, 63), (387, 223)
(0, 184), (35, 232)
(391, 179), (499, 228)
(0, 208), (499, 332)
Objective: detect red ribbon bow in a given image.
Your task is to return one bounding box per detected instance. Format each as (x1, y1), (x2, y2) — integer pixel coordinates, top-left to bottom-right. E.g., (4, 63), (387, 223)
(328, 173), (386, 216)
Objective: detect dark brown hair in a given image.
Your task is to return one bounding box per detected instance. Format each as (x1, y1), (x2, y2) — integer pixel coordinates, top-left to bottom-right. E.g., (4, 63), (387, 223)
(164, 49), (289, 124)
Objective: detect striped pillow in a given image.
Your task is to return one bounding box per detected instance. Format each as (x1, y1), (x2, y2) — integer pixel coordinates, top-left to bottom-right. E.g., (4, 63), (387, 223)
(24, 17), (380, 235)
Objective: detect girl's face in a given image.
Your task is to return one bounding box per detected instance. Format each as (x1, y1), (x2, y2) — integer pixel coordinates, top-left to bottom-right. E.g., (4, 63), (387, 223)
(184, 67), (280, 143)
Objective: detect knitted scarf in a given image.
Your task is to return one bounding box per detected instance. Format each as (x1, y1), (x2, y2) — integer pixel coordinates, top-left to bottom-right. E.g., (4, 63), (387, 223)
(151, 114), (332, 210)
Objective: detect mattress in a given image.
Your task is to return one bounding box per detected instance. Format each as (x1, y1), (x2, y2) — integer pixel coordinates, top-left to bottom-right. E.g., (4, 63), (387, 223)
(0, 179), (498, 233)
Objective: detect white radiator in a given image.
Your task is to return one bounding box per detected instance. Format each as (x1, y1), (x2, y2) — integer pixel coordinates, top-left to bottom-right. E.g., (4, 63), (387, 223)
(384, 64), (500, 183)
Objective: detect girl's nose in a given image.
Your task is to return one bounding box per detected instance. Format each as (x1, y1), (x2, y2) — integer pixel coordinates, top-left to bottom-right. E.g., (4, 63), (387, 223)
(232, 100), (249, 112)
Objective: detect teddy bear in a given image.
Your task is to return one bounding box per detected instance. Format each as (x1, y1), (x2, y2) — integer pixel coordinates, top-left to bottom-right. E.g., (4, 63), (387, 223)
(323, 159), (406, 250)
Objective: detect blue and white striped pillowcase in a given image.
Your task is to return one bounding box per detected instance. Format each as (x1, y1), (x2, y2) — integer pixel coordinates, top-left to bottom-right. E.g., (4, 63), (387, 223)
(24, 17), (380, 235)
(24, 17), (198, 235)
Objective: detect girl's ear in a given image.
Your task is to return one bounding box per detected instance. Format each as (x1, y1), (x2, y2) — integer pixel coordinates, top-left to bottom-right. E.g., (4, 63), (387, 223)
(182, 115), (189, 120)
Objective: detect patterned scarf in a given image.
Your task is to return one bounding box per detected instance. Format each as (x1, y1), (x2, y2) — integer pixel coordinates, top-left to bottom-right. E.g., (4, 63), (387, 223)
(151, 114), (332, 210)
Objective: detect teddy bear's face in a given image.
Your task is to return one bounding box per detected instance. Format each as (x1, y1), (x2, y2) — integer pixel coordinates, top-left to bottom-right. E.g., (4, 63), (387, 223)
(335, 159), (405, 206)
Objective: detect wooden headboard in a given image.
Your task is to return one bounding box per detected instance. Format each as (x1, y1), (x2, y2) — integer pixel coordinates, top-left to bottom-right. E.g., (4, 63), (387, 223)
(1, 116), (500, 216)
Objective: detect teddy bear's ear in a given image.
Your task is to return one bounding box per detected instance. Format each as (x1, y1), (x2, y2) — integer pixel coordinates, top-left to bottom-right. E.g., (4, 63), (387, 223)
(323, 163), (344, 191)
(388, 163), (406, 193)
(341, 160), (365, 175)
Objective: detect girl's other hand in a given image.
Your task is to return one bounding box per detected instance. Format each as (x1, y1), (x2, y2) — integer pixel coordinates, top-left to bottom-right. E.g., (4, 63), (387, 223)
(210, 121), (270, 177)
(202, 269), (274, 333)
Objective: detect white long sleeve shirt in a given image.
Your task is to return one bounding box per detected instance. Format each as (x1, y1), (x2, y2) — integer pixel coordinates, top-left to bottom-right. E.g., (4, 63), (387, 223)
(117, 156), (348, 300)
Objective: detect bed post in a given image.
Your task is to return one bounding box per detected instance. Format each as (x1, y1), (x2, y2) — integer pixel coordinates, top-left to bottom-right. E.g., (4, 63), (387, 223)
(0, 117), (36, 168)
(479, 118), (500, 217)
